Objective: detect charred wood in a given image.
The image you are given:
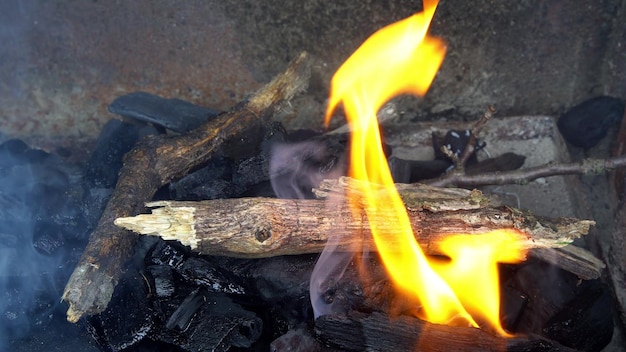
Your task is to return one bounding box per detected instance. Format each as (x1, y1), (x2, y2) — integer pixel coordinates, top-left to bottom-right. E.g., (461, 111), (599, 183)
(315, 311), (579, 352)
(271, 327), (327, 352)
(542, 280), (614, 352)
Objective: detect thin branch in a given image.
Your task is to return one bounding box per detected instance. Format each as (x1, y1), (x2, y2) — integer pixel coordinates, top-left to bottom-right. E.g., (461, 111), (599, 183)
(458, 105), (495, 166)
(427, 154), (626, 188)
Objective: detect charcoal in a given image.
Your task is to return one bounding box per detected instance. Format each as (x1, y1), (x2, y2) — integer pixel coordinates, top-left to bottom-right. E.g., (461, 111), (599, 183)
(317, 311), (577, 352)
(170, 123), (287, 200)
(80, 187), (114, 232)
(557, 95), (625, 149)
(0, 139), (28, 156)
(146, 265), (176, 298)
(232, 153), (270, 189)
(88, 270), (155, 351)
(504, 258), (579, 334)
(310, 253), (393, 318)
(0, 141), (93, 347)
(32, 222), (65, 256)
(148, 240), (188, 269)
(542, 280), (613, 352)
(166, 289), (207, 331)
(0, 277), (58, 340)
(80, 119), (149, 234)
(270, 327), (324, 352)
(176, 257), (246, 295)
(156, 293), (263, 351)
(169, 157), (245, 200)
(500, 284), (529, 332)
(244, 255), (317, 303)
(23, 148), (57, 164)
(243, 256), (317, 327)
(84, 118), (144, 188)
(0, 192), (29, 225)
(0, 139), (28, 174)
(108, 91), (220, 133)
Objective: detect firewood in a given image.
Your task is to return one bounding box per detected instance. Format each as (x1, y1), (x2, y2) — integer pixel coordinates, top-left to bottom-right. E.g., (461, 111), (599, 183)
(315, 311), (579, 352)
(61, 52), (313, 323)
(114, 177), (603, 279)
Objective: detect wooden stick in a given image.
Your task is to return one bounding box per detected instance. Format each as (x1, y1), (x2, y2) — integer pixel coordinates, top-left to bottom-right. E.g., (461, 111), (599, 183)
(427, 154), (626, 188)
(114, 179), (602, 279)
(315, 311), (579, 352)
(61, 52), (312, 323)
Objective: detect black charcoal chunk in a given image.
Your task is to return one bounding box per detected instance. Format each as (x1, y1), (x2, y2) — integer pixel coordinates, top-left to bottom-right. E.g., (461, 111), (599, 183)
(557, 96), (625, 149)
(108, 91), (220, 133)
(245, 256), (316, 303)
(148, 240), (188, 269)
(232, 153), (271, 189)
(500, 285), (528, 332)
(504, 259), (579, 335)
(32, 222), (65, 256)
(270, 327), (323, 352)
(176, 257), (246, 295)
(542, 280), (613, 352)
(84, 118), (143, 188)
(166, 289), (206, 331)
(146, 265), (175, 298)
(156, 293), (262, 351)
(0, 140), (90, 345)
(0, 278), (57, 341)
(88, 271), (155, 351)
(169, 157), (245, 200)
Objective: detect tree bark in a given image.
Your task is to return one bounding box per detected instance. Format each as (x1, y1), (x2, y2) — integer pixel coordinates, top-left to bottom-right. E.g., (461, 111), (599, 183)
(61, 52), (312, 323)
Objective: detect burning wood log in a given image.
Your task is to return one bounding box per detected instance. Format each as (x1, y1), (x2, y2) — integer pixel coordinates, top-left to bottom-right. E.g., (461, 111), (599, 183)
(61, 52), (313, 323)
(315, 311), (579, 352)
(114, 177), (602, 279)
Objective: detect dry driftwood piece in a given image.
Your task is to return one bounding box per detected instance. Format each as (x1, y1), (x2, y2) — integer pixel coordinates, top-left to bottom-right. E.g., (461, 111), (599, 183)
(115, 178), (601, 279)
(315, 311), (578, 352)
(61, 52), (312, 323)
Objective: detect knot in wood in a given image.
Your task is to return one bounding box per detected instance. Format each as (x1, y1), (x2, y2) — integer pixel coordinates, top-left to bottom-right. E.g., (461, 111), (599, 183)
(255, 228), (271, 243)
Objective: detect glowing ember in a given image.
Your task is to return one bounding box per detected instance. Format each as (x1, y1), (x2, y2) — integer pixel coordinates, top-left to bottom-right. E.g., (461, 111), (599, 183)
(324, 0), (527, 336)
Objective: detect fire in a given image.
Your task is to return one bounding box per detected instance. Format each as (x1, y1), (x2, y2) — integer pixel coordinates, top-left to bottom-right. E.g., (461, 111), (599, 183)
(324, 0), (527, 336)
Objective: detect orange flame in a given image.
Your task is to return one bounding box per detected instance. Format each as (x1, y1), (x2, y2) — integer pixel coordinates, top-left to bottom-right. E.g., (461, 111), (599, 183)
(325, 0), (527, 336)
